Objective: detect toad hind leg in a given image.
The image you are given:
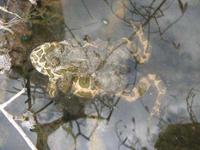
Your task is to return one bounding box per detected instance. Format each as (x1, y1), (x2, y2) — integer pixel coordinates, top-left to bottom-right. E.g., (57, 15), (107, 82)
(120, 74), (166, 116)
(57, 75), (73, 94)
(122, 21), (151, 64)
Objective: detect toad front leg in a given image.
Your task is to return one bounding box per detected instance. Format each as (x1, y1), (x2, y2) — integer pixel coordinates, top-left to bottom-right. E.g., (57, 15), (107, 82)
(47, 79), (57, 97)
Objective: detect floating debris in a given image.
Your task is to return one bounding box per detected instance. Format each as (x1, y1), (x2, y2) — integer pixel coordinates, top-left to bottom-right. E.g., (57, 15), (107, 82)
(102, 19), (109, 25)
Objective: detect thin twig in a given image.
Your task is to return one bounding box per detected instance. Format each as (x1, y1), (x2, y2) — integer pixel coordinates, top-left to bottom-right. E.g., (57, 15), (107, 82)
(0, 6), (21, 18)
(81, 0), (94, 19)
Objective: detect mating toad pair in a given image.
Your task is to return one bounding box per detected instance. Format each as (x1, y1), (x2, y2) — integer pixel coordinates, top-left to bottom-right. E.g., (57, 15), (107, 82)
(30, 24), (166, 115)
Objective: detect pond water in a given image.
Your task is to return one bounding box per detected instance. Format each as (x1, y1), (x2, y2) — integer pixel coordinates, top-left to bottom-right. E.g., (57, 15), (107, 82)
(0, 0), (200, 150)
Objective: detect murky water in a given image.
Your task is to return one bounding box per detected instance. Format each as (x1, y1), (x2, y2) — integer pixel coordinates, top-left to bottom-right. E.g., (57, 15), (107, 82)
(0, 0), (200, 150)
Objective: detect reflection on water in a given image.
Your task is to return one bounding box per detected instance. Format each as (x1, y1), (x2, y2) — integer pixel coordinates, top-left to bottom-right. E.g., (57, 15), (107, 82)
(0, 0), (200, 150)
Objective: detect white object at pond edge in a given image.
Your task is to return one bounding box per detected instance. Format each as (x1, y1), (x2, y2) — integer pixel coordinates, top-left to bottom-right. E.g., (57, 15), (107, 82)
(0, 88), (37, 150)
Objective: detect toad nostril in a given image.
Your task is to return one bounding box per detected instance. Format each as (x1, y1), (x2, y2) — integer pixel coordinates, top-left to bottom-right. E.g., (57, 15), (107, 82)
(36, 50), (43, 57)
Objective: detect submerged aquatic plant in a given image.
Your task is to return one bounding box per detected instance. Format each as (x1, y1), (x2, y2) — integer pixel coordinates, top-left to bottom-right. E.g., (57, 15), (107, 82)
(0, 6), (22, 34)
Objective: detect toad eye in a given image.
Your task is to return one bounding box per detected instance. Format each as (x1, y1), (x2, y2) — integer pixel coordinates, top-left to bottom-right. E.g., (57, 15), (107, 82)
(50, 57), (60, 67)
(55, 44), (65, 53)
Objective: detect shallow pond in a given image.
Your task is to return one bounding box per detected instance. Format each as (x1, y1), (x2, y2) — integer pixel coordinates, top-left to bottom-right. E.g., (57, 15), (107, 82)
(0, 0), (200, 150)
